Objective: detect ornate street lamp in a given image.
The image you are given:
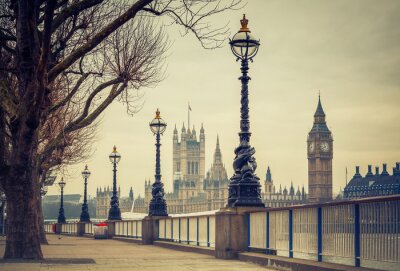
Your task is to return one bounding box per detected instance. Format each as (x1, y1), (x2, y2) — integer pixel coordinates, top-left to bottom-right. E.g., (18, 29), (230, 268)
(80, 165), (91, 222)
(148, 109), (168, 216)
(57, 178), (66, 223)
(108, 146), (121, 220)
(227, 14), (264, 207)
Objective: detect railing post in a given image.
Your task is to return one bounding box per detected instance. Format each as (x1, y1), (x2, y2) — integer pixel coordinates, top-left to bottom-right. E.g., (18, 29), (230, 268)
(171, 218), (173, 241)
(187, 217), (190, 245)
(196, 217), (199, 246)
(354, 204), (361, 267)
(165, 219), (167, 239)
(178, 218), (181, 243)
(136, 220), (138, 238)
(317, 207), (322, 262)
(289, 210), (293, 258)
(266, 211), (270, 255)
(207, 216), (210, 247)
(246, 213), (250, 252)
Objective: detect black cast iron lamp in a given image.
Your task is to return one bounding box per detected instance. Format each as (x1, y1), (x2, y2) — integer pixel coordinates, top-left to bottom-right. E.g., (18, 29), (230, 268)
(57, 177), (66, 223)
(80, 165), (91, 222)
(108, 146), (122, 220)
(230, 14), (260, 60)
(227, 14), (264, 207)
(148, 109), (168, 216)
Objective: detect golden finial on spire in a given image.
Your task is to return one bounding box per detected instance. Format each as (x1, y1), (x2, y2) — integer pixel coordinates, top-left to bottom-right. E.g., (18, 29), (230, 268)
(239, 14), (250, 32)
(155, 108), (161, 119)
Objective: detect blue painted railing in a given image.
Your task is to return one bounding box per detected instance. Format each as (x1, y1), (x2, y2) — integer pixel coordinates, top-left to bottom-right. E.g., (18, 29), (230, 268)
(247, 195), (400, 271)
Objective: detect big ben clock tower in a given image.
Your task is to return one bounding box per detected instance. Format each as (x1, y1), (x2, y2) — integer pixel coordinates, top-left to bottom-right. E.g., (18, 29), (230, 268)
(307, 95), (333, 203)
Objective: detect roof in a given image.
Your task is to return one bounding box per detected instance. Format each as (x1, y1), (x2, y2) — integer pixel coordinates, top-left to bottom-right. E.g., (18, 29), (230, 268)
(344, 171), (400, 198)
(314, 95), (325, 117)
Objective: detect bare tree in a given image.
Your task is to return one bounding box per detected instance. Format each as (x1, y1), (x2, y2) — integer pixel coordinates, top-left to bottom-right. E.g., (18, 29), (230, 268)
(0, 0), (242, 259)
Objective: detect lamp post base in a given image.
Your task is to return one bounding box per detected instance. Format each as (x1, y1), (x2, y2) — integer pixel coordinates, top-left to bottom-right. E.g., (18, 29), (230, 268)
(228, 181), (264, 207)
(149, 198), (168, 217)
(108, 206), (121, 221)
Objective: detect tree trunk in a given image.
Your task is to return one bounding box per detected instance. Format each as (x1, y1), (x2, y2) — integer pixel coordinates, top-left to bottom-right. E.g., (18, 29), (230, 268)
(38, 195), (48, 244)
(4, 171), (43, 259)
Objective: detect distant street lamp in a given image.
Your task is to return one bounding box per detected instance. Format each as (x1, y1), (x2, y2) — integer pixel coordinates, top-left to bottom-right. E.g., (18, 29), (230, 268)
(108, 146), (121, 220)
(148, 109), (168, 216)
(57, 178), (66, 224)
(80, 165), (91, 222)
(227, 14), (264, 207)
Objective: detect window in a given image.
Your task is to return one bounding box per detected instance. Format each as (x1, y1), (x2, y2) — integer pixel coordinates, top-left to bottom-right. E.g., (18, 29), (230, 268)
(192, 161), (195, 174)
(196, 162), (198, 174)
(187, 162), (190, 174)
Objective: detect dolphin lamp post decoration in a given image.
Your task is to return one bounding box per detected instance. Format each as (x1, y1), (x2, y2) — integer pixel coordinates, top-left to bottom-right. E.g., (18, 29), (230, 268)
(148, 109), (168, 216)
(80, 165), (91, 222)
(108, 146), (122, 220)
(227, 14), (264, 207)
(57, 178), (67, 223)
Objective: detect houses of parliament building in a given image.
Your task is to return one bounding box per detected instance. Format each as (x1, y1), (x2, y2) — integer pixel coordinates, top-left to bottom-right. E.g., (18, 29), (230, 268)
(97, 98), (334, 216)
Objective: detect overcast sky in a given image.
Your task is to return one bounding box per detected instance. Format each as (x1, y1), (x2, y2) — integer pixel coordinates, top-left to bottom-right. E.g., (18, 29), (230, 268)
(47, 0), (400, 200)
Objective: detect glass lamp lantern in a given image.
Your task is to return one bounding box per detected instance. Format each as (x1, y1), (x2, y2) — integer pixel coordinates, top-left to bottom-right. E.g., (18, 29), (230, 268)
(109, 146), (121, 164)
(58, 177), (66, 189)
(81, 165), (91, 179)
(149, 109), (167, 135)
(229, 14), (260, 60)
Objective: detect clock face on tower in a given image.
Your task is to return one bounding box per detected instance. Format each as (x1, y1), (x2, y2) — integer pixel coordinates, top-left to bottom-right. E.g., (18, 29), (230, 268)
(309, 142), (315, 152)
(320, 142), (329, 152)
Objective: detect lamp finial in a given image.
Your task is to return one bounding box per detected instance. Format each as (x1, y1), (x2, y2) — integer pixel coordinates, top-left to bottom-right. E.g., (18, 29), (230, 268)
(113, 145), (117, 152)
(155, 108), (161, 119)
(240, 14), (250, 32)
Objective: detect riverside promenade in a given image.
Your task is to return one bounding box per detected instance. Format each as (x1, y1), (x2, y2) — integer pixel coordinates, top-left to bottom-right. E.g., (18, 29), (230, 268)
(0, 235), (274, 271)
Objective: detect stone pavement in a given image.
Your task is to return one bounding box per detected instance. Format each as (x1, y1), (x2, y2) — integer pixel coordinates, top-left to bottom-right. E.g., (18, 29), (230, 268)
(0, 235), (276, 271)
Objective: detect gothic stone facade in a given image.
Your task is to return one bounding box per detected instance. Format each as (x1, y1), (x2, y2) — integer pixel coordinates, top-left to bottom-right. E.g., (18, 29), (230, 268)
(263, 166), (307, 207)
(133, 124), (229, 214)
(95, 186), (133, 218)
(307, 96), (333, 203)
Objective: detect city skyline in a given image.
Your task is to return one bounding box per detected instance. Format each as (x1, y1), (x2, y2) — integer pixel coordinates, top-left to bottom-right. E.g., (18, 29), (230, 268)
(46, 0), (400, 199)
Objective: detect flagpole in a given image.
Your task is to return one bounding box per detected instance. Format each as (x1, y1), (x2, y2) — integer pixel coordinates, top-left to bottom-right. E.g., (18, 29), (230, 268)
(188, 102), (190, 129)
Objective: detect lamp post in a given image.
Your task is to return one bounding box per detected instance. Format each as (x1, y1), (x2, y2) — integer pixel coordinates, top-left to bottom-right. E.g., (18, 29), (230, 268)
(57, 178), (66, 224)
(227, 14), (264, 207)
(108, 146), (121, 220)
(148, 109), (168, 216)
(80, 165), (91, 222)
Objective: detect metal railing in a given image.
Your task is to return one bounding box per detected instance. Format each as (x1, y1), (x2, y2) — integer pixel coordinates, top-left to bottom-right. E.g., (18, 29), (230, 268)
(248, 195), (400, 270)
(61, 222), (77, 234)
(158, 212), (216, 247)
(114, 220), (142, 238)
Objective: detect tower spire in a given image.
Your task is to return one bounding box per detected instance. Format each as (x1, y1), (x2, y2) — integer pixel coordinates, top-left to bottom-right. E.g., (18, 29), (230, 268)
(314, 93), (325, 117)
(188, 102), (192, 130)
(213, 135), (222, 164)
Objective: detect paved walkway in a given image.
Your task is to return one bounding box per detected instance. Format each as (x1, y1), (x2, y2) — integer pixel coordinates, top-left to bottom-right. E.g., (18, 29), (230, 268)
(0, 235), (275, 271)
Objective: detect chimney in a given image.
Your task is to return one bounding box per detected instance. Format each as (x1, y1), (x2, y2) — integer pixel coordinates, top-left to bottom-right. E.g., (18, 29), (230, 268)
(381, 163), (389, 176)
(375, 166), (379, 175)
(354, 166), (362, 178)
(366, 165), (373, 177)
